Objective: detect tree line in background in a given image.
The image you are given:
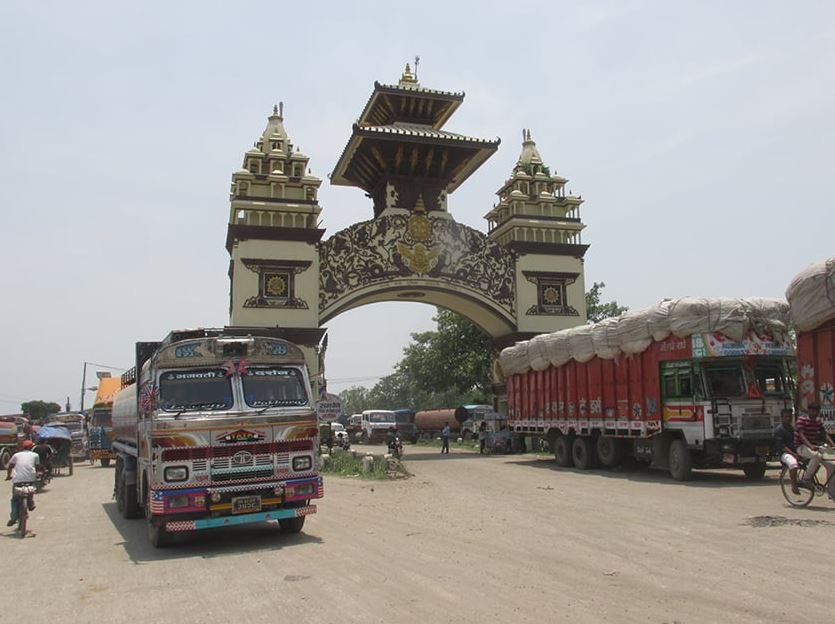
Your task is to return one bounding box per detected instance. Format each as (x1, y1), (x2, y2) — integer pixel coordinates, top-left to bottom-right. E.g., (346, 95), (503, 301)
(16, 400), (62, 422)
(338, 282), (627, 415)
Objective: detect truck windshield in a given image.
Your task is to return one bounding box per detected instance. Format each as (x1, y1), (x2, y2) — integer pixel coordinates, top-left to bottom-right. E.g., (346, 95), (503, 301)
(158, 369), (233, 412)
(91, 409), (111, 427)
(704, 366), (745, 398)
(242, 367), (308, 408)
(368, 412), (394, 423)
(753, 364), (789, 395)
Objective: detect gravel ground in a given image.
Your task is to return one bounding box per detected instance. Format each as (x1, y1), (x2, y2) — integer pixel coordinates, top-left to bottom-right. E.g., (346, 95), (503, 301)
(2, 447), (832, 623)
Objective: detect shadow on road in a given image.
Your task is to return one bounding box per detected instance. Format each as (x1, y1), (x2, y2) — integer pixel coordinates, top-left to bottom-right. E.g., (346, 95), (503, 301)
(505, 456), (783, 489)
(402, 451), (487, 461)
(102, 501), (323, 563)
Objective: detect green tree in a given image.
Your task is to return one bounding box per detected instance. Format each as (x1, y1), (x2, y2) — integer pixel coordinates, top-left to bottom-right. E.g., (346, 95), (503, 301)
(397, 309), (491, 406)
(585, 282), (628, 323)
(338, 385), (372, 416)
(21, 400), (61, 423)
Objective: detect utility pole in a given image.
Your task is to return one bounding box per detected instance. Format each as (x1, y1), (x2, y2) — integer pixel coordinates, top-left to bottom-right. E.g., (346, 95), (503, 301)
(79, 361), (88, 412)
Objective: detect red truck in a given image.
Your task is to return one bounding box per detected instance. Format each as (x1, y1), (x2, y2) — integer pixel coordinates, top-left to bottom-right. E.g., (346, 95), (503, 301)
(501, 298), (794, 480)
(787, 257), (835, 433)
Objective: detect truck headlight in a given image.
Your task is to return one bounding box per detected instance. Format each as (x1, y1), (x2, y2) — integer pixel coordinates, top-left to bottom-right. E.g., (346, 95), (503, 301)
(164, 466), (189, 482)
(292, 456), (312, 471)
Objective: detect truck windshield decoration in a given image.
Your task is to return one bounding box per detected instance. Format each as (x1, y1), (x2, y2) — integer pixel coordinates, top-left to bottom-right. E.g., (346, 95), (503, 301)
(91, 409), (110, 427)
(158, 369), (233, 412)
(242, 367), (308, 408)
(705, 366), (745, 398)
(753, 365), (789, 395)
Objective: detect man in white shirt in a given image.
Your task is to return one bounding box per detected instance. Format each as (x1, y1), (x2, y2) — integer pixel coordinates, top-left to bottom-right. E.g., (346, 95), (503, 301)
(6, 439), (38, 527)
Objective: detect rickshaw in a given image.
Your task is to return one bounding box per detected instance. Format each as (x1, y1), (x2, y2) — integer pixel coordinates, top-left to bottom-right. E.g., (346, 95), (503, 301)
(36, 425), (74, 476)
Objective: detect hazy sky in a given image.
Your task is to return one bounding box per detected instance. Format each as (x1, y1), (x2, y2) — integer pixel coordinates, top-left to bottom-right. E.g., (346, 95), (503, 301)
(1, 1), (833, 412)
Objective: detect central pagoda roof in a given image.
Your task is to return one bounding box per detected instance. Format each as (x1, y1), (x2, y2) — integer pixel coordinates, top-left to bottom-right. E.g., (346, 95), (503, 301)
(331, 66), (499, 198)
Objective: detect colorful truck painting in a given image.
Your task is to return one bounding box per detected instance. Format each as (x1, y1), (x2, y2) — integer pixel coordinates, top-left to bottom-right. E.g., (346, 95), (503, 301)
(111, 328), (323, 547)
(504, 322), (794, 480)
(88, 377), (121, 466)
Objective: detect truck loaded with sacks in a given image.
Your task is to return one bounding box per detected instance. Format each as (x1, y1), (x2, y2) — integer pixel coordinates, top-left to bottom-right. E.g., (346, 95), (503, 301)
(500, 298), (794, 480)
(112, 327), (323, 547)
(786, 257), (835, 433)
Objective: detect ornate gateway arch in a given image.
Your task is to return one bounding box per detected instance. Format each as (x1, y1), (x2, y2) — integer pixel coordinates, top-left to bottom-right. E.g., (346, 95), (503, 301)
(225, 66), (590, 394)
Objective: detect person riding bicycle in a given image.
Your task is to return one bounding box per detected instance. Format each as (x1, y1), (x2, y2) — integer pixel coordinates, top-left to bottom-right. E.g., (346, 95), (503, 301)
(793, 403), (835, 497)
(5, 439), (39, 527)
(774, 408), (800, 494)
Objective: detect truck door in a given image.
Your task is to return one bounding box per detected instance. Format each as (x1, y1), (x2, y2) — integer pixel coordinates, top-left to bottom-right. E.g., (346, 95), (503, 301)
(661, 362), (706, 447)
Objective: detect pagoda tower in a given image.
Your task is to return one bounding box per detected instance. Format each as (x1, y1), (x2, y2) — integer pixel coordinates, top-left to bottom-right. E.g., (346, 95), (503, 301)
(486, 130), (588, 334)
(226, 104), (326, 368)
(330, 64), (500, 217)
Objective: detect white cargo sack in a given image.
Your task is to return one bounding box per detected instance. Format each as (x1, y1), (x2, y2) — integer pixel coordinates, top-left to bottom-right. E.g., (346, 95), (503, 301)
(743, 297), (791, 340)
(545, 331), (572, 367)
(668, 297), (749, 342)
(499, 342), (530, 377)
(568, 325), (595, 363)
(591, 317), (621, 360)
(786, 257), (835, 332)
(527, 334), (551, 372)
(614, 307), (655, 354)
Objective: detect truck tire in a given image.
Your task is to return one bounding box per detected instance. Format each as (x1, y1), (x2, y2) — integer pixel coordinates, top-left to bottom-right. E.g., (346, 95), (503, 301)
(279, 501), (307, 534)
(101, 458), (111, 467)
(553, 435), (573, 467)
(668, 439), (693, 481)
(596, 436), (622, 468)
(743, 463), (767, 479)
(121, 473), (141, 519)
(0, 448), (11, 470)
(572, 436), (599, 470)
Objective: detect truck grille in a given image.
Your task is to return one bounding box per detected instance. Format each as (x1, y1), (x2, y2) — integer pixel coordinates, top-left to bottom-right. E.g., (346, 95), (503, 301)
(211, 467), (273, 482)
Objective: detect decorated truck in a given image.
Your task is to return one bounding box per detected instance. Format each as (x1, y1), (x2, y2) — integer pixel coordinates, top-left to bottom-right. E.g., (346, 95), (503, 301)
(346, 409), (398, 443)
(787, 257), (835, 432)
(44, 412), (87, 459)
(0, 420), (18, 469)
(501, 298), (794, 480)
(88, 377), (121, 466)
(112, 327), (323, 547)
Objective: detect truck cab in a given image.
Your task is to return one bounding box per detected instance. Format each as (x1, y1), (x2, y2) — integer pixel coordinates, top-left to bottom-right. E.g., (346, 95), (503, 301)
(349, 410), (397, 444)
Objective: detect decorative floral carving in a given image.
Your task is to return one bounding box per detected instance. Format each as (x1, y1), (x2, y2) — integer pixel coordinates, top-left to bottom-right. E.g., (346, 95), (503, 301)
(319, 215), (516, 314)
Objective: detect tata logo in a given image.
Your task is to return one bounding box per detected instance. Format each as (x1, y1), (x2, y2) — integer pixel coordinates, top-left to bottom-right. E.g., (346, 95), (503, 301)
(231, 451), (253, 467)
(217, 429), (265, 444)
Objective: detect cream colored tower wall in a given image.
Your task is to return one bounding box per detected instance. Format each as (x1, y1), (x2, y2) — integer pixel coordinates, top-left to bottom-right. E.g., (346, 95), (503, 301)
(514, 254), (587, 335)
(229, 238), (320, 328)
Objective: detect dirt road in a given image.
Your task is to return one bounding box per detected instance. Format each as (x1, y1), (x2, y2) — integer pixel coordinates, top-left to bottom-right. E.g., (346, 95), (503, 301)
(2, 449), (832, 623)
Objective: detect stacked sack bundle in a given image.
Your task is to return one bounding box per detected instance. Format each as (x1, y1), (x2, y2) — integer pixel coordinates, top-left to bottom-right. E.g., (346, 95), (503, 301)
(786, 257), (835, 332)
(499, 296), (790, 377)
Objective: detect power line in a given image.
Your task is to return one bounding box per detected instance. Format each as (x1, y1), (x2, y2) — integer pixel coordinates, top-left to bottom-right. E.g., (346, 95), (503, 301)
(83, 361), (127, 371)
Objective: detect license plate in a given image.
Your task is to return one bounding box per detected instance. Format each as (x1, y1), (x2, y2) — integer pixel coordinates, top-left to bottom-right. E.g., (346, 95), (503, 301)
(755, 446), (769, 456)
(722, 453), (735, 464)
(231, 496), (261, 514)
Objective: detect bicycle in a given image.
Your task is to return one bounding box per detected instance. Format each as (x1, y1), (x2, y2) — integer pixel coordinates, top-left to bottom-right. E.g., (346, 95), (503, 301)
(10, 482), (36, 538)
(779, 448), (835, 507)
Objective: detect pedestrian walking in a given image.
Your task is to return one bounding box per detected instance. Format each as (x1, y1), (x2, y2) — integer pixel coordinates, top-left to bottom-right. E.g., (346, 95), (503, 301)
(441, 422), (450, 454)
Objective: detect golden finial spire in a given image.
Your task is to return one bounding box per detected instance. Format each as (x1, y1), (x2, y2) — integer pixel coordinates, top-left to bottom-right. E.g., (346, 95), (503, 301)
(399, 62), (418, 85)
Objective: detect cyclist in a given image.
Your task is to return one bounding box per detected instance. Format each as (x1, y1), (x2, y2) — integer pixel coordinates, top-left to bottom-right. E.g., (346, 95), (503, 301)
(774, 408), (800, 494)
(794, 403), (835, 496)
(6, 440), (39, 528)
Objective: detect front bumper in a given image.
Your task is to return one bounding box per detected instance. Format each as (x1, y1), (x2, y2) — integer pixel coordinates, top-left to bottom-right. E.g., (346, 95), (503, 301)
(164, 504), (317, 533)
